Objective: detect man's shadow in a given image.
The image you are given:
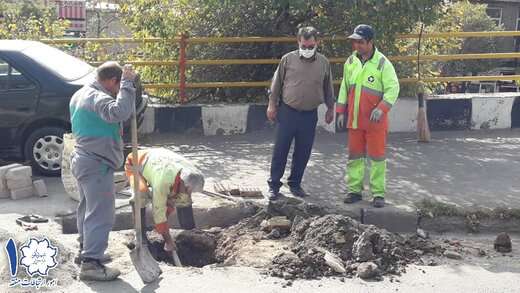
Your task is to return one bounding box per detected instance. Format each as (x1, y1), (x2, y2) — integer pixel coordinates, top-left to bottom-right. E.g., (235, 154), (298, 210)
(83, 275), (162, 293)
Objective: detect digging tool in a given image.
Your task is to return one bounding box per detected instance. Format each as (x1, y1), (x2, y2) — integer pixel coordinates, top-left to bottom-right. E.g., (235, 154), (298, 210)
(416, 22), (431, 142)
(202, 190), (242, 203)
(129, 87), (162, 283)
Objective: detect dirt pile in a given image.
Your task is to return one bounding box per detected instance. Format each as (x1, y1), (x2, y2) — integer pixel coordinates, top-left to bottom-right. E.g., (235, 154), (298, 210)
(270, 214), (443, 280)
(213, 199), (444, 281)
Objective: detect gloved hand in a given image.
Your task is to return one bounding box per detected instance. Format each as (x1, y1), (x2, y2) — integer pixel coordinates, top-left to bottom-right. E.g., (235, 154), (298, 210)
(370, 108), (384, 123)
(164, 238), (177, 252)
(336, 113), (346, 129)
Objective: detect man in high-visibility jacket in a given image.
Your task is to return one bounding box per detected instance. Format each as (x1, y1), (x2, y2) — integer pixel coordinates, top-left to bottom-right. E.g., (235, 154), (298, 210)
(124, 148), (205, 253)
(336, 24), (400, 208)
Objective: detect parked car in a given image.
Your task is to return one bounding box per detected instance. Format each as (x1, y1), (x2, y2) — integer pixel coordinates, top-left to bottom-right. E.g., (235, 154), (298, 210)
(0, 40), (148, 176)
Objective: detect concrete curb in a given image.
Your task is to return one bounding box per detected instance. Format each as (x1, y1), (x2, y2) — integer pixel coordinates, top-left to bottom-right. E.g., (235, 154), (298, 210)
(57, 194), (258, 234)
(140, 93), (520, 136)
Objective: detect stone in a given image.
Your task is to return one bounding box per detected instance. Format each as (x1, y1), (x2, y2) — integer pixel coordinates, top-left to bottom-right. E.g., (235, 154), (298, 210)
(266, 228), (281, 239)
(265, 216), (291, 232)
(206, 227), (223, 234)
(5, 166), (32, 180)
(10, 186), (34, 200)
(334, 232), (347, 244)
(6, 177), (33, 190)
(33, 179), (48, 197)
(417, 228), (429, 239)
(322, 250), (346, 274)
(357, 262), (379, 279)
(494, 232), (512, 253)
(444, 250), (462, 260)
(352, 231), (376, 262)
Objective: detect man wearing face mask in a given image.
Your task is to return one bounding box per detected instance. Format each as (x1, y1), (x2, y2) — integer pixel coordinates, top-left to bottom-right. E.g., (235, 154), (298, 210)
(70, 62), (136, 281)
(124, 148), (205, 256)
(267, 26), (335, 200)
(336, 25), (400, 208)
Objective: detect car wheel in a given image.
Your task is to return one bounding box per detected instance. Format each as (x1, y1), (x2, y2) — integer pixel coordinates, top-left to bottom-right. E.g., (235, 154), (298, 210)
(24, 126), (65, 176)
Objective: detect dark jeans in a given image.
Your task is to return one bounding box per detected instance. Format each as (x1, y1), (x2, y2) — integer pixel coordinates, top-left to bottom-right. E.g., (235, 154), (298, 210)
(268, 103), (318, 191)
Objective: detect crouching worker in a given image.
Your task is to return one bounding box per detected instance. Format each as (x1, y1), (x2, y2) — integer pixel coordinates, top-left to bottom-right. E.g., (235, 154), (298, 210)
(125, 148), (205, 254)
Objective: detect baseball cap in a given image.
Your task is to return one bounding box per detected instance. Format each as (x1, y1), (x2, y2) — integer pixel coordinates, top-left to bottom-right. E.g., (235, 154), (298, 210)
(348, 24), (375, 41)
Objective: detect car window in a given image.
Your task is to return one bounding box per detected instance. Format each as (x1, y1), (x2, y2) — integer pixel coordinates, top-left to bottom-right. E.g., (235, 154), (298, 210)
(0, 57), (36, 91)
(22, 44), (94, 81)
(9, 67), (35, 90)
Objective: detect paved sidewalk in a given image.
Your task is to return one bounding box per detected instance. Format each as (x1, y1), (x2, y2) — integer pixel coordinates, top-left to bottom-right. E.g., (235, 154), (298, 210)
(142, 128), (520, 216)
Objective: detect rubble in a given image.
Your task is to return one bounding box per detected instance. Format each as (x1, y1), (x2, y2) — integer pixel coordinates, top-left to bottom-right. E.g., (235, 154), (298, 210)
(357, 262), (380, 279)
(262, 216), (291, 232)
(213, 199), (444, 281)
(494, 232), (512, 253)
(444, 250), (463, 260)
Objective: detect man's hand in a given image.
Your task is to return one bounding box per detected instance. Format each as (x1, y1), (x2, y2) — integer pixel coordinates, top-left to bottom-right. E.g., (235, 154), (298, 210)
(325, 108), (334, 124)
(370, 108), (383, 123)
(122, 64), (137, 81)
(266, 104), (277, 122)
(336, 113), (346, 129)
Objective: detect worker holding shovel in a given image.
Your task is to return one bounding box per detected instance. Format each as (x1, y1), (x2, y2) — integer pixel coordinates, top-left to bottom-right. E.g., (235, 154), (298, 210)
(70, 62), (136, 281)
(125, 148), (205, 257)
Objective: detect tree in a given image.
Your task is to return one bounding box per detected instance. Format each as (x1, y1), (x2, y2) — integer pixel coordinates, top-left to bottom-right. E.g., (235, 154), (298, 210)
(0, 0), (68, 40)
(120, 0), (444, 103)
(396, 0), (503, 95)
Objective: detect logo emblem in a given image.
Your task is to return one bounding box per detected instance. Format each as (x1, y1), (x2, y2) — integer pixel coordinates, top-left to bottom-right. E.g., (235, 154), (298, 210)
(368, 76), (375, 83)
(19, 238), (58, 276)
(5, 237), (59, 289)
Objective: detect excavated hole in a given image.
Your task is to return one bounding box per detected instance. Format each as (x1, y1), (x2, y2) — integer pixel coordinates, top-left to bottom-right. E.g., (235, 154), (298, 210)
(147, 230), (220, 267)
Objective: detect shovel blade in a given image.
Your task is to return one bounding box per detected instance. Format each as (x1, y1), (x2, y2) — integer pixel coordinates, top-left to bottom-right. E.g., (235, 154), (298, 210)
(130, 246), (162, 283)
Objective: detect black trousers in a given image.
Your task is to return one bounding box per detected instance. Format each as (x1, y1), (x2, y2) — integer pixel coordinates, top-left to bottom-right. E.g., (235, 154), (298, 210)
(268, 103), (318, 191)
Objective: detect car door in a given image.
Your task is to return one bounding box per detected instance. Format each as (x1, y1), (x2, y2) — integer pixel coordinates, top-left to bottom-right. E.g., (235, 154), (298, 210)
(0, 57), (40, 149)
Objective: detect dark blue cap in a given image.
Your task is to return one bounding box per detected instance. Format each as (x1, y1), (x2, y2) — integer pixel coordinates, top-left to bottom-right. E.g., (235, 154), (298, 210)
(348, 24), (375, 41)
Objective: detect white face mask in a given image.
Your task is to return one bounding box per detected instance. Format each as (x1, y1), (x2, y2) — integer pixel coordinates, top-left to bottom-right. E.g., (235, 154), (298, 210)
(299, 47), (316, 59)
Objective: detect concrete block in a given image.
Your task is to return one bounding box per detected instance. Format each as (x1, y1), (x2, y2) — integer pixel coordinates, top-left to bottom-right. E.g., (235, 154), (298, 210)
(6, 177), (33, 190)
(10, 186), (34, 200)
(202, 104), (249, 135)
(471, 96), (515, 130)
(5, 166), (32, 181)
(0, 163), (22, 191)
(33, 179), (48, 197)
(139, 107), (156, 134)
(389, 98), (417, 133)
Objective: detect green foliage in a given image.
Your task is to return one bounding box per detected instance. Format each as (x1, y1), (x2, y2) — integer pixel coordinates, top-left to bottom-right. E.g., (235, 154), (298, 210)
(120, 0), (444, 103)
(0, 0), (69, 40)
(397, 1), (503, 96)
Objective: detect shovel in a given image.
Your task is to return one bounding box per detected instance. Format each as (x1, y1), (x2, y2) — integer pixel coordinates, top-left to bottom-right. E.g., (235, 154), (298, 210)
(129, 99), (162, 283)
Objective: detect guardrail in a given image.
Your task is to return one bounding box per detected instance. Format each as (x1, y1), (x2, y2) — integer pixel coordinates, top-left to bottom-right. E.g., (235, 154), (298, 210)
(42, 31), (520, 103)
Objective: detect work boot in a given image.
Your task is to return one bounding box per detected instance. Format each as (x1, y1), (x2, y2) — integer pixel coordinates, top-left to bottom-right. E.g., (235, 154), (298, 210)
(344, 192), (362, 204)
(75, 243), (112, 265)
(372, 197), (385, 208)
(267, 188), (281, 201)
(79, 258), (120, 281)
(75, 253), (112, 265)
(289, 186), (308, 198)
